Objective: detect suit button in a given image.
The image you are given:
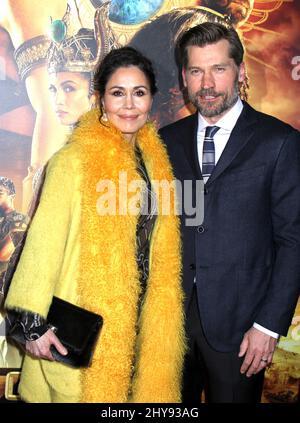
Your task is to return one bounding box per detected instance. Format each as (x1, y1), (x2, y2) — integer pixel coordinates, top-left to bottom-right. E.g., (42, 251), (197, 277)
(197, 226), (205, 233)
(189, 263), (196, 270)
(204, 187), (209, 195)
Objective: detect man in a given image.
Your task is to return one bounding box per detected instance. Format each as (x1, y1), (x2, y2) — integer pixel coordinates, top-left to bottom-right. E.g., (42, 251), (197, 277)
(0, 177), (28, 295)
(0, 177), (28, 369)
(159, 22), (300, 403)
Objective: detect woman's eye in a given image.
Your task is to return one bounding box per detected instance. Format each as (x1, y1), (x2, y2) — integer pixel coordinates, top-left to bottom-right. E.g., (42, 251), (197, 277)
(112, 90), (123, 97)
(48, 86), (56, 93)
(64, 85), (75, 93)
(135, 90), (145, 97)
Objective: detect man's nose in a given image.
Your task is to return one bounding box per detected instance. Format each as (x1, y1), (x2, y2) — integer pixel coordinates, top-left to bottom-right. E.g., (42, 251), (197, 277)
(201, 71), (215, 89)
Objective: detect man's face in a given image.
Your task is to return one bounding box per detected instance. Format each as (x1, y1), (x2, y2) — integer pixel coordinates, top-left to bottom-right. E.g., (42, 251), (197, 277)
(182, 39), (245, 124)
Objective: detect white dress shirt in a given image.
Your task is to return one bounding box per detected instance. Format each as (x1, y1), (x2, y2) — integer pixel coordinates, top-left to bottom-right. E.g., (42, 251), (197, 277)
(196, 98), (279, 340)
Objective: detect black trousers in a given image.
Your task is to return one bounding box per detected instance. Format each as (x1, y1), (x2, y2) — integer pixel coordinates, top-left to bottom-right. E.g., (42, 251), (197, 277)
(182, 287), (265, 403)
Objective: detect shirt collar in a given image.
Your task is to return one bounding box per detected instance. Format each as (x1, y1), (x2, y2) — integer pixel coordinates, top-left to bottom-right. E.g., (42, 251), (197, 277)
(197, 98), (244, 132)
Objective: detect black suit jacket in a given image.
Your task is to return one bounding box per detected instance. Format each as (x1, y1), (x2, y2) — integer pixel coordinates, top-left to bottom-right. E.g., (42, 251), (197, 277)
(159, 102), (300, 352)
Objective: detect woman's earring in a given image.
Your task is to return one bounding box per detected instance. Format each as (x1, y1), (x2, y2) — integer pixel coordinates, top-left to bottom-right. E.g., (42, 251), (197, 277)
(102, 111), (108, 122)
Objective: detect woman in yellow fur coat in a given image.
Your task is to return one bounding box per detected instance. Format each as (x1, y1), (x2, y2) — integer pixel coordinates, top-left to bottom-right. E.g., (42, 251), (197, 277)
(5, 47), (185, 403)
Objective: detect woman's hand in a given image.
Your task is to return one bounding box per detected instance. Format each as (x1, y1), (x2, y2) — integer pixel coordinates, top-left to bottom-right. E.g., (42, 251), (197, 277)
(25, 328), (68, 361)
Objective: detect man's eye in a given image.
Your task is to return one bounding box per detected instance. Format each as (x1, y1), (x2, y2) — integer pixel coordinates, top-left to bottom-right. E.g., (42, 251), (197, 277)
(216, 67), (225, 72)
(190, 69), (200, 75)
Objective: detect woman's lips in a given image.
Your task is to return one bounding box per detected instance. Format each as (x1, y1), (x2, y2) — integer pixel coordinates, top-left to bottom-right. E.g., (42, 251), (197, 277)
(118, 115), (139, 120)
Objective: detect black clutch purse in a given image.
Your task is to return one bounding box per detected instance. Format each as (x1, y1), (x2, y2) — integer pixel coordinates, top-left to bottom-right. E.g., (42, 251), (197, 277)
(47, 297), (103, 368)
(8, 296), (103, 368)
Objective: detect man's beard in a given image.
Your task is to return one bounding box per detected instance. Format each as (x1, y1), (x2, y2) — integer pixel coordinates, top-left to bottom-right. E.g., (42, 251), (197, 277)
(189, 79), (239, 118)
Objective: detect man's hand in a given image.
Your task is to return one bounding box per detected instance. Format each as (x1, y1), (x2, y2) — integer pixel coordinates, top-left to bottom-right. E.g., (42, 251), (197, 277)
(25, 328), (68, 361)
(238, 327), (277, 377)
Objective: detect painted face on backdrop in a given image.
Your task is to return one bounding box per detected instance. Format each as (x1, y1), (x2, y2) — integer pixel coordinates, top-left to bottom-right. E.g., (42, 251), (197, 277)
(0, 186), (12, 214)
(182, 39), (245, 124)
(48, 72), (96, 126)
(102, 66), (153, 142)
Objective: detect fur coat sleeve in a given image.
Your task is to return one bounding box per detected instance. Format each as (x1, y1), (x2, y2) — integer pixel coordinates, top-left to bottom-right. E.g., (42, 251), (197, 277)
(5, 145), (78, 316)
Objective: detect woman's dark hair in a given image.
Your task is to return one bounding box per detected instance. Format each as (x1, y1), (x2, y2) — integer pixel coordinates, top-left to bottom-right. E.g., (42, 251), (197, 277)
(78, 72), (94, 98)
(177, 22), (244, 69)
(93, 46), (157, 110)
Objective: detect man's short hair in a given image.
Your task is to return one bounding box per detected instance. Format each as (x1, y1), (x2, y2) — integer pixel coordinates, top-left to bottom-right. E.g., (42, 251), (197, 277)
(0, 177), (16, 196)
(177, 22), (244, 69)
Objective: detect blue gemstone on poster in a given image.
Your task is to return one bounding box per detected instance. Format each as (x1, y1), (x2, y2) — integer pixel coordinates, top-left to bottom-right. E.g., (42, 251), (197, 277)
(49, 20), (67, 43)
(109, 0), (163, 25)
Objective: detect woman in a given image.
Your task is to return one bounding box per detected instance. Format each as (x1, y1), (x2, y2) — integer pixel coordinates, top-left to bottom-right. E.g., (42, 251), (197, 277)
(29, 28), (98, 193)
(5, 47), (185, 403)
(48, 71), (96, 127)
(47, 28), (98, 128)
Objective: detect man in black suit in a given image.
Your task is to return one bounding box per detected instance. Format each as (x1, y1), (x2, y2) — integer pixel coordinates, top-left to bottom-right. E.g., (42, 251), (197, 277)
(159, 22), (300, 403)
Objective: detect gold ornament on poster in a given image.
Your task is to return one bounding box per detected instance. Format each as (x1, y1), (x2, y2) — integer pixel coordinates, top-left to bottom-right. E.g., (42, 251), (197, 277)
(105, 0), (196, 44)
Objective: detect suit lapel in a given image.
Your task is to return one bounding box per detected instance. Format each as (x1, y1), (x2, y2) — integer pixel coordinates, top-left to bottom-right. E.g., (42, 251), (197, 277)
(182, 112), (202, 180)
(206, 103), (258, 187)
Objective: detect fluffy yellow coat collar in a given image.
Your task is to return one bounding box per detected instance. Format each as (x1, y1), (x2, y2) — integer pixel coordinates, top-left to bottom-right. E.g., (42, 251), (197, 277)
(70, 110), (185, 402)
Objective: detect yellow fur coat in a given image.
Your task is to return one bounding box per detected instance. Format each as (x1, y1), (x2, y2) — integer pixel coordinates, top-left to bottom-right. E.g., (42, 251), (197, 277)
(5, 110), (186, 403)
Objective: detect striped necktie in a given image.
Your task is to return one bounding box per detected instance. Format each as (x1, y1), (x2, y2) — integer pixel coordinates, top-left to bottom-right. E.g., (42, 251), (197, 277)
(202, 125), (220, 183)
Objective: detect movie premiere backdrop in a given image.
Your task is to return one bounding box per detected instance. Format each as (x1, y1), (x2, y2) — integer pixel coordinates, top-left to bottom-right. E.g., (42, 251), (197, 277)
(0, 0), (299, 403)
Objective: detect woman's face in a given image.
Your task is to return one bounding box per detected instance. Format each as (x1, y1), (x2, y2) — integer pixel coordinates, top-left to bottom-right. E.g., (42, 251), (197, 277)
(49, 72), (95, 126)
(102, 66), (153, 143)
